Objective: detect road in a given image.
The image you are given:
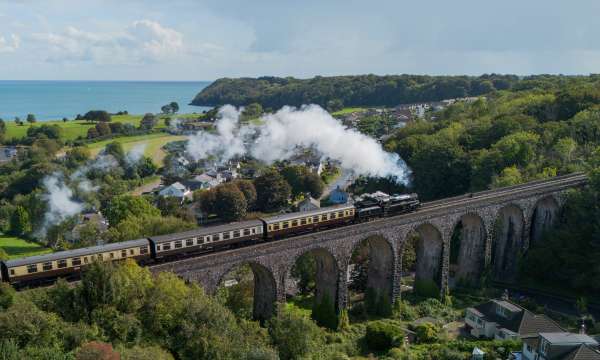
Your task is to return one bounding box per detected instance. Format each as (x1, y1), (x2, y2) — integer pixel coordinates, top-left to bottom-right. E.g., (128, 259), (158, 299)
(320, 168), (354, 200)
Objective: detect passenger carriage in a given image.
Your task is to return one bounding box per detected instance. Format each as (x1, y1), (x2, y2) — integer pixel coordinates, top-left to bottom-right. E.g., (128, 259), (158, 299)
(262, 204), (355, 239)
(0, 239), (150, 286)
(149, 220), (264, 259)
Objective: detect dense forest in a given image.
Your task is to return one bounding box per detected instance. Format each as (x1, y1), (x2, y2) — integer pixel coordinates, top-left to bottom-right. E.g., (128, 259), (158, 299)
(191, 74), (521, 109)
(382, 75), (600, 296)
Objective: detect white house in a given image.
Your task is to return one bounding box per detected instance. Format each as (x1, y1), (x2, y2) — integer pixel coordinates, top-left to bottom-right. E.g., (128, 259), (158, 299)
(465, 299), (563, 340)
(298, 195), (320, 212)
(159, 182), (192, 200)
(519, 332), (600, 360)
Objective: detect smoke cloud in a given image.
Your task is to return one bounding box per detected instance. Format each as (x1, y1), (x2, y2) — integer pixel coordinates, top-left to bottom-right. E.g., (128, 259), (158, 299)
(125, 144), (147, 166)
(186, 105), (410, 183)
(37, 174), (84, 237)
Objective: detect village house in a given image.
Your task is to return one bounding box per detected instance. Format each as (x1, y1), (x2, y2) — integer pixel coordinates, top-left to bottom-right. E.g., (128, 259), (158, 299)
(65, 212), (109, 243)
(329, 186), (349, 204)
(518, 332), (600, 360)
(465, 299), (563, 340)
(297, 195), (320, 212)
(0, 146), (19, 163)
(158, 182), (192, 201)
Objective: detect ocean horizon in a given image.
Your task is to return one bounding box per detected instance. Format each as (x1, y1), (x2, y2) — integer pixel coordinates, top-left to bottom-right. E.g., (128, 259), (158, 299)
(0, 80), (212, 121)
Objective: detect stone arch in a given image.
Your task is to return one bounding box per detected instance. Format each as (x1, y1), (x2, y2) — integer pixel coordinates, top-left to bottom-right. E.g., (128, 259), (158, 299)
(217, 261), (277, 321)
(530, 196), (560, 247)
(449, 213), (487, 286)
(290, 247), (340, 306)
(409, 223), (444, 294)
(349, 235), (395, 309)
(492, 204), (525, 282)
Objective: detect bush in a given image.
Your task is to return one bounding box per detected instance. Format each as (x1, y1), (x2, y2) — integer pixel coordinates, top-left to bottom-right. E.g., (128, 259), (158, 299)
(414, 322), (439, 344)
(365, 320), (404, 351)
(393, 300), (418, 321)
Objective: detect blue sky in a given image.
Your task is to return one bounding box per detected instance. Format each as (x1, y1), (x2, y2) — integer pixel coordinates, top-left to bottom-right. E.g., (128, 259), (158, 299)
(1, 0), (599, 80)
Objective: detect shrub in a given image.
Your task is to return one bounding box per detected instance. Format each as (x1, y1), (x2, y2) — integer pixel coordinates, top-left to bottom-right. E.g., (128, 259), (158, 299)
(393, 300), (418, 321)
(414, 322), (439, 344)
(312, 293), (338, 330)
(365, 320), (404, 351)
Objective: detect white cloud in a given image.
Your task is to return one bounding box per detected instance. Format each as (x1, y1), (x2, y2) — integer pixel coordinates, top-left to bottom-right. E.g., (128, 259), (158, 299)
(0, 33), (20, 53)
(31, 19), (184, 64)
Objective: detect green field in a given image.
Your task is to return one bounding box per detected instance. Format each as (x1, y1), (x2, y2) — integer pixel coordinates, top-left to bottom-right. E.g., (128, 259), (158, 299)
(331, 107), (367, 116)
(87, 133), (187, 164)
(0, 234), (52, 259)
(3, 113), (202, 141)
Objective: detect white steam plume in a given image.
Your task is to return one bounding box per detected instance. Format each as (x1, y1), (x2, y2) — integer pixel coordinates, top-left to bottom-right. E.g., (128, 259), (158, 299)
(125, 144), (147, 166)
(186, 104), (410, 183)
(187, 105), (249, 161)
(37, 174), (84, 237)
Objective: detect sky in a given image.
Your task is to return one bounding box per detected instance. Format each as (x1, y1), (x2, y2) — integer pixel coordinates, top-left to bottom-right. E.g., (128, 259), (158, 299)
(1, 0), (600, 80)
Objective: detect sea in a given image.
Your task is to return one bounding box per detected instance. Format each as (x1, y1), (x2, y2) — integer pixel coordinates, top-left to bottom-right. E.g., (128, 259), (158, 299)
(0, 80), (212, 121)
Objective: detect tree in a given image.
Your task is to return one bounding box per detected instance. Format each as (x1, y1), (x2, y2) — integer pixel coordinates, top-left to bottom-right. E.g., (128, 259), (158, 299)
(214, 183), (247, 221)
(196, 189), (217, 215)
(139, 113), (158, 130)
(268, 307), (324, 360)
(104, 141), (125, 163)
(83, 110), (111, 123)
(95, 122), (112, 136)
(365, 321), (404, 351)
(161, 104), (172, 114)
(169, 101), (179, 114)
(254, 169), (291, 212)
(103, 195), (161, 226)
(87, 127), (99, 139)
(0, 118), (5, 141)
(241, 103), (263, 120)
(136, 157), (157, 178)
(491, 166), (523, 188)
(26, 114), (36, 124)
(65, 147), (91, 169)
(234, 179), (257, 209)
(76, 341), (120, 360)
(9, 206), (31, 236)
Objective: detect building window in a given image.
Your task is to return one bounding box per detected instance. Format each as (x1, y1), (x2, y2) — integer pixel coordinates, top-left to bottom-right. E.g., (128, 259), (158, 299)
(139, 246), (148, 254)
(57, 259), (67, 268)
(186, 239), (194, 247)
(42, 262), (53, 271)
(174, 240), (183, 249)
(27, 264), (38, 273)
(72, 258), (81, 266)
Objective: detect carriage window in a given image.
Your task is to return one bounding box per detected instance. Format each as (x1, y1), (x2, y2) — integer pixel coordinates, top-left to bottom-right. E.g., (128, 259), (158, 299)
(300, 218), (307, 225)
(42, 262), (53, 271)
(98, 254), (104, 260)
(313, 216), (319, 222)
(140, 246), (148, 254)
(27, 264), (38, 273)
(292, 220), (298, 227)
(72, 257), (81, 266)
(339, 211), (344, 217)
(273, 224), (280, 230)
(121, 250), (127, 257)
(58, 259), (67, 268)
(186, 239), (194, 247)
(223, 232), (230, 240)
(204, 236), (210, 243)
(84, 257), (90, 264)
(129, 248), (134, 255)
(174, 240), (183, 249)
(243, 229), (251, 236)
(110, 253), (114, 259)
(233, 230), (240, 238)
(162, 243), (171, 251)
(10, 269), (15, 275)
(282, 222), (289, 229)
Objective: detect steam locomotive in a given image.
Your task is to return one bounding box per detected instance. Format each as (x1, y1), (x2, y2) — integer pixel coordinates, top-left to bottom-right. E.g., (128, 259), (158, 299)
(0, 192), (419, 287)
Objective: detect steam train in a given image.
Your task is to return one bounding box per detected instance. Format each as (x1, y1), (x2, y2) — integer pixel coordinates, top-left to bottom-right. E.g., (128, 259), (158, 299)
(0, 192), (420, 287)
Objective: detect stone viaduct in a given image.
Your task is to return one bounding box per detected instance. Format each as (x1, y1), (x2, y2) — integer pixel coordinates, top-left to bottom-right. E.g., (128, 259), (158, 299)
(151, 173), (587, 320)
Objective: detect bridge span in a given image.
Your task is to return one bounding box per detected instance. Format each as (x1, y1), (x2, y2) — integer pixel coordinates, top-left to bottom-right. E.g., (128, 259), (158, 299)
(150, 173), (587, 320)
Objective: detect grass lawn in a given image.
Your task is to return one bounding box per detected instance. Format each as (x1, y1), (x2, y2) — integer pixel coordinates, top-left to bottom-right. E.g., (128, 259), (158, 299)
(0, 234), (52, 259)
(3, 113), (194, 141)
(331, 107), (367, 116)
(86, 133), (187, 164)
